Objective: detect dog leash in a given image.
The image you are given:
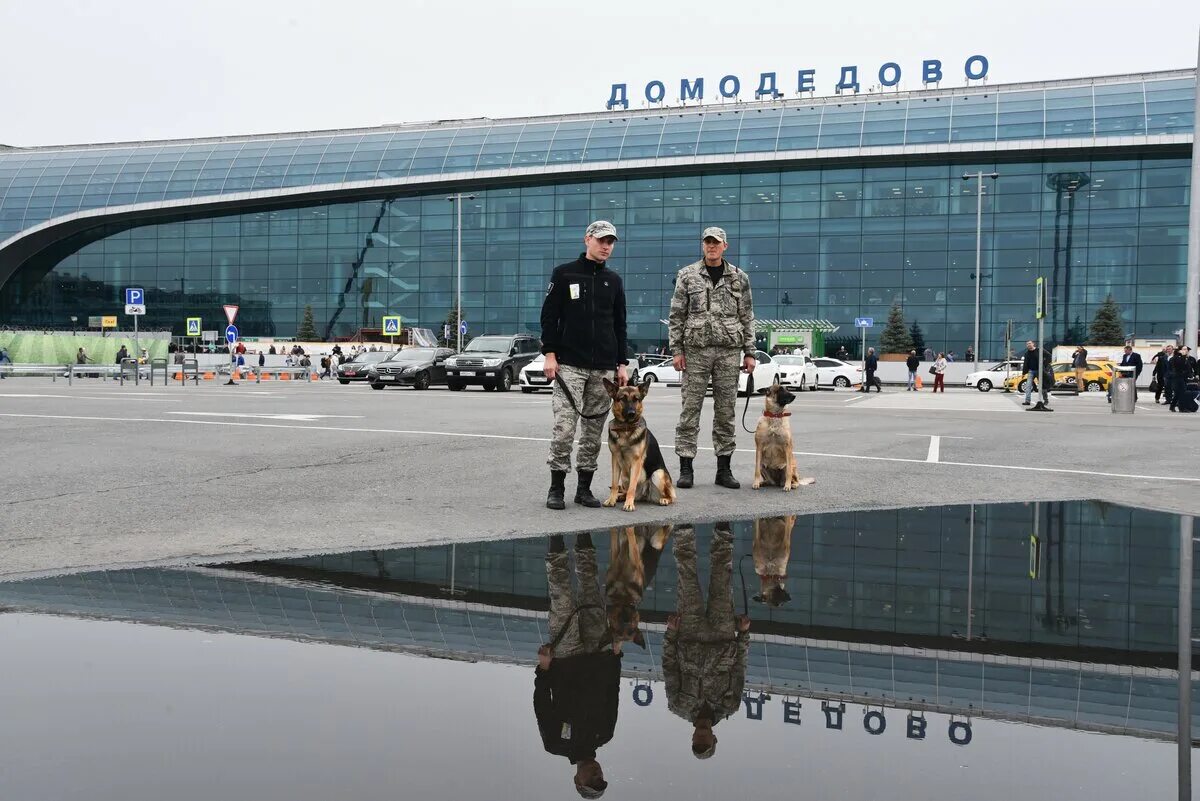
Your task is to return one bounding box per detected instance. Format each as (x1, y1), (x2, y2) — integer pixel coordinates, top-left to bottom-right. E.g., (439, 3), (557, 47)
(739, 371), (756, 433)
(553, 373), (611, 420)
(545, 603), (606, 649)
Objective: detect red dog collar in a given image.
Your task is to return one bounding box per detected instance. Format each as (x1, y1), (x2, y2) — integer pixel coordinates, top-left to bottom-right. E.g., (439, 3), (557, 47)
(762, 411), (791, 418)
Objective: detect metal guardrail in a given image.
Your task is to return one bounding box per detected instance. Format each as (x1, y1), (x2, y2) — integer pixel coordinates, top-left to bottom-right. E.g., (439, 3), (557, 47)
(1, 362), (327, 386)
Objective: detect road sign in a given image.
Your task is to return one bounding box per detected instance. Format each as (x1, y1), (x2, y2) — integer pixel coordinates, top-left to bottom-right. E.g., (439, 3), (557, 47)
(1035, 277), (1046, 320)
(100, 316), (117, 328)
(124, 287), (144, 305)
(854, 317), (874, 328)
(443, 324), (451, 340)
(202, 330), (218, 342)
(459, 320), (468, 335)
(223, 305), (239, 325)
(225, 324), (238, 344)
(382, 315), (402, 335)
(124, 304), (146, 315)
(186, 317), (201, 336)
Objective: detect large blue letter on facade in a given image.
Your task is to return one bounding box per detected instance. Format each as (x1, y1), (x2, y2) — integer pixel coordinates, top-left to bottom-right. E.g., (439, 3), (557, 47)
(797, 69), (815, 93)
(783, 701), (802, 725)
(645, 81), (666, 103)
(922, 59), (943, 84)
(632, 685), (653, 706)
(964, 55), (989, 81)
(755, 72), (781, 99)
(680, 77), (704, 101)
(863, 710), (886, 735)
(906, 713), (928, 740)
(822, 701), (845, 730)
(719, 75), (741, 98)
(948, 720), (973, 745)
(836, 66), (860, 93)
(878, 62), (901, 87)
(607, 84), (629, 110)
(742, 693), (767, 720)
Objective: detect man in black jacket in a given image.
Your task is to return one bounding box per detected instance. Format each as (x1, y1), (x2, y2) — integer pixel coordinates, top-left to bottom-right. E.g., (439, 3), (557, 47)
(905, 349), (920, 391)
(1109, 345), (1143, 403)
(1153, 344), (1175, 405)
(540, 221), (630, 510)
(862, 347), (880, 393)
(534, 534), (621, 798)
(1021, 340), (1040, 405)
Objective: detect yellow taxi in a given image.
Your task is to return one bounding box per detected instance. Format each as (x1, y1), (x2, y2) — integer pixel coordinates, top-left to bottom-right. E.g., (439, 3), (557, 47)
(1003, 361), (1117, 393)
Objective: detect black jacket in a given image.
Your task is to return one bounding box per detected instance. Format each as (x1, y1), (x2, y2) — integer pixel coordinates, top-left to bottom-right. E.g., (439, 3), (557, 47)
(540, 255), (628, 370)
(865, 354), (878, 371)
(905, 355), (919, 371)
(1022, 348), (1039, 373)
(1119, 352), (1143, 377)
(534, 652), (621, 764)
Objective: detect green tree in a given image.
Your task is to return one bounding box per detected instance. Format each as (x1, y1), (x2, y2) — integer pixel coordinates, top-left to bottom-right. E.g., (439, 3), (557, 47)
(879, 302), (914, 353)
(908, 320), (926, 353)
(441, 307), (473, 349)
(1089, 295), (1125, 345)
(296, 304), (318, 340)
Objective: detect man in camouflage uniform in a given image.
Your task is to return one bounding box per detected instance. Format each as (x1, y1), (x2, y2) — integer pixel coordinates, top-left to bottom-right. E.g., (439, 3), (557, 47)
(668, 227), (756, 489)
(541, 221), (630, 510)
(535, 533), (622, 798)
(663, 523), (751, 760)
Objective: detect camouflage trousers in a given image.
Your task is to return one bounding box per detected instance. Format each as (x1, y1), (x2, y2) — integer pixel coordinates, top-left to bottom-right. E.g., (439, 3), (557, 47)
(547, 364), (614, 473)
(546, 546), (607, 658)
(673, 524), (736, 641)
(675, 347), (741, 459)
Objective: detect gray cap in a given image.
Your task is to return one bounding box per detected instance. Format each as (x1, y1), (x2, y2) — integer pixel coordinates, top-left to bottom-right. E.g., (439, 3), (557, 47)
(701, 226), (727, 243)
(585, 220), (619, 240)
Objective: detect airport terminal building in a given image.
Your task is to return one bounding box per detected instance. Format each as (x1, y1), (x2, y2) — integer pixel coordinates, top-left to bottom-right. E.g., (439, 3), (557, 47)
(0, 68), (1194, 356)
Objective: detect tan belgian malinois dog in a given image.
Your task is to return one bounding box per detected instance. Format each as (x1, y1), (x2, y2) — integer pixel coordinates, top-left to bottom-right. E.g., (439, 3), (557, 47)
(753, 515), (797, 607)
(751, 381), (815, 491)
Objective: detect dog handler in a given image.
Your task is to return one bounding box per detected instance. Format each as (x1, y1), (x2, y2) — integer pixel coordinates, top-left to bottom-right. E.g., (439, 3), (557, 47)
(541, 220), (630, 510)
(668, 227), (756, 490)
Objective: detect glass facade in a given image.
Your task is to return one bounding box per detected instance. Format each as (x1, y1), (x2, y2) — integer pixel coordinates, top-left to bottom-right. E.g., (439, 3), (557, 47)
(0, 152), (1190, 355)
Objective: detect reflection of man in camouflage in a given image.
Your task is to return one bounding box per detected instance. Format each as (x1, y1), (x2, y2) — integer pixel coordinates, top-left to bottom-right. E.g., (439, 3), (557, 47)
(663, 523), (750, 760)
(668, 227), (756, 490)
(541, 220), (630, 510)
(535, 533), (622, 798)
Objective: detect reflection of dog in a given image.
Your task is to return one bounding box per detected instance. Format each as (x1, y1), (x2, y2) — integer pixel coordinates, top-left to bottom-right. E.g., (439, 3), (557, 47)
(602, 378), (676, 512)
(751, 381), (815, 491)
(753, 515), (796, 607)
(606, 524), (672, 648)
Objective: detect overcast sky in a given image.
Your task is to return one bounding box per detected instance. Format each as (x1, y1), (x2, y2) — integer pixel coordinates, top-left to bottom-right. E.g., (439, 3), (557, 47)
(0, 0), (1197, 147)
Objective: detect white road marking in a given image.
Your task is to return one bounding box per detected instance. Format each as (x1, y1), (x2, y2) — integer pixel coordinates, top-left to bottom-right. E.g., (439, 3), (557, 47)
(1, 411), (1197, 485)
(0, 393), (181, 402)
(167, 412), (364, 422)
(926, 435), (941, 463)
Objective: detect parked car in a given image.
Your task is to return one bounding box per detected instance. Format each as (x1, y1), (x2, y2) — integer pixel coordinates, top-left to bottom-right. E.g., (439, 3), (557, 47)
(1003, 361), (1115, 393)
(519, 354), (550, 393)
(738, 351), (804, 395)
(639, 358), (684, 386)
(771, 354), (820, 391)
(443, 334), (541, 392)
(367, 347), (456, 390)
(336, 351), (392, 383)
(810, 357), (863, 389)
(964, 360), (1024, 392)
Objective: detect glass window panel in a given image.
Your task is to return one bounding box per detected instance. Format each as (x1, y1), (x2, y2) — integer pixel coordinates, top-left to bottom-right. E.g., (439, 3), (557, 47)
(658, 115), (703, 158)
(997, 90), (1045, 139)
(476, 124), (524, 169)
(1144, 78), (1195, 134)
(1045, 86), (1094, 137)
(546, 121), (593, 164)
(861, 102), (906, 147)
(734, 109), (782, 153)
(695, 113), (742, 155)
(950, 93), (997, 142)
(817, 104), (864, 148)
(511, 123), (558, 167)
(904, 99), (951, 144)
(617, 117), (665, 160)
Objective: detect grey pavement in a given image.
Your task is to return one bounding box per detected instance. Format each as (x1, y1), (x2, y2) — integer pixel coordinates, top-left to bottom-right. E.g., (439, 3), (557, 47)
(1, 377), (1197, 579)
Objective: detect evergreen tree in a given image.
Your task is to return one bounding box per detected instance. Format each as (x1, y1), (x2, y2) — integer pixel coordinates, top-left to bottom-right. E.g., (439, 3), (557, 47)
(441, 307), (472, 349)
(296, 304), (318, 340)
(1089, 295), (1125, 345)
(908, 320), (926, 353)
(879, 302), (914, 353)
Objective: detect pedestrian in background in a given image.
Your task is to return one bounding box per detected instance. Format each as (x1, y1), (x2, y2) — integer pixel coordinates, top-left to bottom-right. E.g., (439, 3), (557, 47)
(905, 349), (920, 391)
(0, 346), (10, 379)
(964, 345), (974, 363)
(923, 346), (933, 362)
(1154, 344), (1176, 405)
(541, 220), (629, 510)
(1110, 344), (1143, 404)
(932, 352), (948, 392)
(863, 347), (880, 392)
(1071, 345), (1089, 395)
(1021, 340), (1039, 406)
(669, 226), (756, 490)
(1169, 346), (1192, 412)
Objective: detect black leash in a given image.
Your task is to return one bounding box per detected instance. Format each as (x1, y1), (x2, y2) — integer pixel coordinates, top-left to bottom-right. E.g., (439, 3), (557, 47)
(545, 603), (606, 649)
(739, 371), (756, 433)
(737, 553), (752, 616)
(553, 372), (610, 420)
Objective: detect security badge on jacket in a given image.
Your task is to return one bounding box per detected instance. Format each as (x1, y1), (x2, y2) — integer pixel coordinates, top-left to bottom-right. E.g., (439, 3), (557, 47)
(570, 283), (581, 300)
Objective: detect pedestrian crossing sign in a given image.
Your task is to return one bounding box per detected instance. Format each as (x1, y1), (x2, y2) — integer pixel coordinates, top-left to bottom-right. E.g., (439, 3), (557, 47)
(382, 316), (402, 335)
(186, 317), (201, 336)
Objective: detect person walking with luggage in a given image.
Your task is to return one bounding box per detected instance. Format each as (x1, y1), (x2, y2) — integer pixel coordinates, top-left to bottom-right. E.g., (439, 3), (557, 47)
(863, 347), (880, 393)
(541, 221), (629, 510)
(932, 352), (948, 392)
(669, 227), (756, 491)
(905, 350), (920, 391)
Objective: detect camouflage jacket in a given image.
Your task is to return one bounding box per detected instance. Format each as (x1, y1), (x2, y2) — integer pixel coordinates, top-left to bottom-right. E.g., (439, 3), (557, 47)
(661, 631), (750, 724)
(667, 259), (755, 356)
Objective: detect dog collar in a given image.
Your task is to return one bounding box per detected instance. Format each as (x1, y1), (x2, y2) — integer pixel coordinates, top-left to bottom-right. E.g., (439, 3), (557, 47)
(762, 411), (791, 418)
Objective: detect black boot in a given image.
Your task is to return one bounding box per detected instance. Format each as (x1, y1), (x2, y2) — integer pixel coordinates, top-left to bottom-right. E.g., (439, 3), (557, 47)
(574, 471), (602, 508)
(715, 455), (740, 489)
(677, 457), (694, 489)
(546, 470), (566, 510)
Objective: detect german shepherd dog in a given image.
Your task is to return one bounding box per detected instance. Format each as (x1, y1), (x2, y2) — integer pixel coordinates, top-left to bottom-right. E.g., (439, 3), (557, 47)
(602, 377), (676, 512)
(751, 381), (816, 491)
(753, 515), (797, 607)
(605, 524), (672, 649)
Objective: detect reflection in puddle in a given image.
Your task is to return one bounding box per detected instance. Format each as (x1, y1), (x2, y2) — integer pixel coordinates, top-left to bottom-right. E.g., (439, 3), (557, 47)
(0, 502), (1195, 800)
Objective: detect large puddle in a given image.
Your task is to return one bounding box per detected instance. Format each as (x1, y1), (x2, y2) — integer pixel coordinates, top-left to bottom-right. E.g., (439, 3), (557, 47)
(1, 501), (1196, 800)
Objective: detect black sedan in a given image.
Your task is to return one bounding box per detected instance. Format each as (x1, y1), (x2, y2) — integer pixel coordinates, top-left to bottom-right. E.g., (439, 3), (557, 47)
(337, 351), (392, 383)
(368, 347), (457, 390)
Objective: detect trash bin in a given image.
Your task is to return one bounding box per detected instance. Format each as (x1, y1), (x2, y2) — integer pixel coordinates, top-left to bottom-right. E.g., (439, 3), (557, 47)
(1111, 365), (1136, 414)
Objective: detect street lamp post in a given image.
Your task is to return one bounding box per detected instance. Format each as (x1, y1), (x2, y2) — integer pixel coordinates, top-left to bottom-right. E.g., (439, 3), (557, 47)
(447, 193), (476, 352)
(962, 171), (998, 372)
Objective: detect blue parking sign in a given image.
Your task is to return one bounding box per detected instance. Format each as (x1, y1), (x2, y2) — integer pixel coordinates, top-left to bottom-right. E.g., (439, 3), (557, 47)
(125, 287), (144, 305)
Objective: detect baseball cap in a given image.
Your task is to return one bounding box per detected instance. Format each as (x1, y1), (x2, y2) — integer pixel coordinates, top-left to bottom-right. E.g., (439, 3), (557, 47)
(585, 220), (619, 240)
(701, 226), (727, 243)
